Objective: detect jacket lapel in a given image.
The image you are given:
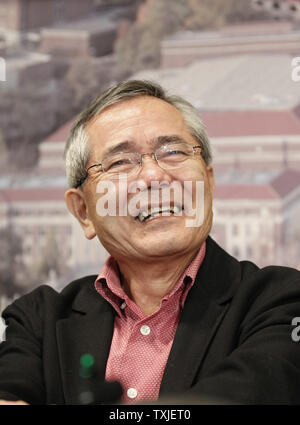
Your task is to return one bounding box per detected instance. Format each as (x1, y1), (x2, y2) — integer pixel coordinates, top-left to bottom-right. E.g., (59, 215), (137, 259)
(56, 281), (115, 404)
(160, 237), (242, 397)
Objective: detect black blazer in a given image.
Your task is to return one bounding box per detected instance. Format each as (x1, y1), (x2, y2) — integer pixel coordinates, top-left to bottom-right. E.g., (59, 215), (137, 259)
(1, 237), (300, 404)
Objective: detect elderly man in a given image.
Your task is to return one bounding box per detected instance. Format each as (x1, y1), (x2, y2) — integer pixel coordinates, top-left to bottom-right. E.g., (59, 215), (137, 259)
(1, 80), (300, 405)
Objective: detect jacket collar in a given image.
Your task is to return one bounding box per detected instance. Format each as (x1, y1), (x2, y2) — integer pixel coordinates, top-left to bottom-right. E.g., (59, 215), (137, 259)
(159, 236), (242, 397)
(198, 235), (242, 305)
(70, 276), (111, 314)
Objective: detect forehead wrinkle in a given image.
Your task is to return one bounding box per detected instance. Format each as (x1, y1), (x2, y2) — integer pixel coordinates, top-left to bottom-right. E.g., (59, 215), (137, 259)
(102, 140), (136, 158)
(155, 135), (189, 146)
(139, 134), (189, 149)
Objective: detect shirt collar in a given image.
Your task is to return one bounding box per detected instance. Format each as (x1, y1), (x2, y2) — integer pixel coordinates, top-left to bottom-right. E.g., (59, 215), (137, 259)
(94, 241), (206, 315)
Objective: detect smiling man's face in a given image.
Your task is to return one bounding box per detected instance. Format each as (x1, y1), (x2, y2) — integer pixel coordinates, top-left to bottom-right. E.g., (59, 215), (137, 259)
(71, 96), (214, 263)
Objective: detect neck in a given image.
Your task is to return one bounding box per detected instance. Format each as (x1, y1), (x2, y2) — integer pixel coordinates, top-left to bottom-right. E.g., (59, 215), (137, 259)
(116, 248), (199, 316)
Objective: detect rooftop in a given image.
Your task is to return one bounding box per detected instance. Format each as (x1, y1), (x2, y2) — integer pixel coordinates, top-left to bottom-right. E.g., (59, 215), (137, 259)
(214, 168), (300, 200)
(164, 19), (300, 41)
(42, 118), (75, 144)
(201, 109), (300, 137)
(0, 187), (66, 203)
(133, 54), (300, 111)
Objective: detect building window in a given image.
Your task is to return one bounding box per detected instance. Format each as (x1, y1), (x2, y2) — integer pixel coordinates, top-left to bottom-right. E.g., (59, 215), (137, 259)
(232, 223), (239, 236)
(245, 223), (251, 235)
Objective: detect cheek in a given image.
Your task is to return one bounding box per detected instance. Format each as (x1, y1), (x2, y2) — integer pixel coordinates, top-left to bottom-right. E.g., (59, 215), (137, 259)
(88, 180), (121, 219)
(179, 168), (210, 196)
(178, 161), (206, 181)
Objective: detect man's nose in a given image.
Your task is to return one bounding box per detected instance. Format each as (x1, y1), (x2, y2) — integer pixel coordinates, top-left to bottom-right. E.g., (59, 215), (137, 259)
(137, 153), (173, 184)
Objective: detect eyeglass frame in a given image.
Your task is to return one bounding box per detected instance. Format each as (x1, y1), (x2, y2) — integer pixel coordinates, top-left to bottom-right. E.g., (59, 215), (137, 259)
(76, 143), (202, 188)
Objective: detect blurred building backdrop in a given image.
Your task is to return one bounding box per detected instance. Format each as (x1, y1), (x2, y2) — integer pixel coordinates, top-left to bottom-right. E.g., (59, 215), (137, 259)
(0, 0), (300, 332)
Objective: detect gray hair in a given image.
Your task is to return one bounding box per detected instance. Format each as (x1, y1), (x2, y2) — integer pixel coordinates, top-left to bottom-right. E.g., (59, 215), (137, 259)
(64, 80), (212, 188)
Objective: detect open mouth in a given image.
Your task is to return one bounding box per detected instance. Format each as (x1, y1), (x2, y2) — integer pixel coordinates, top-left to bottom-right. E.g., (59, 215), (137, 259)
(135, 205), (183, 223)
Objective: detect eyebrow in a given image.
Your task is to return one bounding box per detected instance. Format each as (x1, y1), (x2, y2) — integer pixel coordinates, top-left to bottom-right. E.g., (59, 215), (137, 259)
(102, 135), (188, 158)
(103, 140), (136, 158)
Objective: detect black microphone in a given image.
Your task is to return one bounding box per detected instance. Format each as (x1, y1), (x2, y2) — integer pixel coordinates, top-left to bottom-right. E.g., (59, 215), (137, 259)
(78, 353), (123, 405)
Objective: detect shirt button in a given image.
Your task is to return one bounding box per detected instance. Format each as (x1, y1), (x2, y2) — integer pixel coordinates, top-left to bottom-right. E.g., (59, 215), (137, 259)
(127, 388), (138, 399)
(120, 301), (126, 309)
(140, 325), (151, 335)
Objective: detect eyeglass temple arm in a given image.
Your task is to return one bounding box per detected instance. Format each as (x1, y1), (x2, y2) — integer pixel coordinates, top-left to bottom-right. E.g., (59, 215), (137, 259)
(86, 162), (102, 172)
(75, 163), (102, 188)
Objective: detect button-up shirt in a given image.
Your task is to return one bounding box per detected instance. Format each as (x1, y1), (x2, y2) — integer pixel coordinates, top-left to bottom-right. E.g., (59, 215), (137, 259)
(94, 242), (206, 403)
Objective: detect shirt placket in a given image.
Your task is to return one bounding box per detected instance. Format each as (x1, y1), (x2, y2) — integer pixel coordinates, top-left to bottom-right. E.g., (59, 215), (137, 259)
(119, 292), (183, 403)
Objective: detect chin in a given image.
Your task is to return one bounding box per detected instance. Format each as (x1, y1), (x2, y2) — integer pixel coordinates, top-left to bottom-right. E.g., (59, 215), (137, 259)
(135, 235), (190, 258)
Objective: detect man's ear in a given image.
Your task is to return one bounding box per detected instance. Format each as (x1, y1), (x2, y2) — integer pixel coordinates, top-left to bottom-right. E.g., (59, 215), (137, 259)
(65, 188), (96, 240)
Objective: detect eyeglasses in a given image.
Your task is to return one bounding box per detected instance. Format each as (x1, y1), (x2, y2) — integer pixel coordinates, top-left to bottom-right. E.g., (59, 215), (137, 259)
(77, 142), (202, 187)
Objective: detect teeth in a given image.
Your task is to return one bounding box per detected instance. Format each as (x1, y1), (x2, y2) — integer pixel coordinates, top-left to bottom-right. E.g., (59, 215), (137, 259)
(154, 206), (171, 216)
(136, 205), (182, 222)
(151, 206), (160, 214)
(160, 206), (172, 215)
(137, 212), (147, 222)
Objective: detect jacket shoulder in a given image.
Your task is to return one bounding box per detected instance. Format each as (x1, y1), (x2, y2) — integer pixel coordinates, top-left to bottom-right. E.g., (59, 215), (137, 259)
(1, 275), (98, 333)
(239, 261), (300, 291)
(235, 262), (300, 332)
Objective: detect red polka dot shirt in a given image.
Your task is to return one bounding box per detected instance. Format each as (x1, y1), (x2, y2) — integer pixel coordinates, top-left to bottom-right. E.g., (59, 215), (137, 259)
(94, 242), (206, 404)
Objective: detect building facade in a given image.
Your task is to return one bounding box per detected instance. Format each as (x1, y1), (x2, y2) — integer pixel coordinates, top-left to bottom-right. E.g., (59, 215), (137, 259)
(211, 169), (300, 269)
(0, 185), (109, 289)
(161, 21), (300, 68)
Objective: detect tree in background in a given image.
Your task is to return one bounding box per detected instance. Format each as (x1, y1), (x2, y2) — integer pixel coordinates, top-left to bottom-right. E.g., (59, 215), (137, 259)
(63, 57), (115, 112)
(186, 0), (266, 29)
(0, 226), (25, 298)
(0, 82), (66, 171)
(0, 56), (114, 172)
(114, 0), (270, 77)
(115, 0), (190, 77)
(29, 230), (66, 285)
